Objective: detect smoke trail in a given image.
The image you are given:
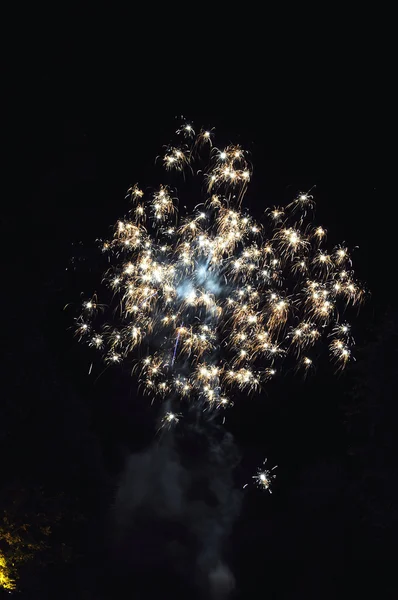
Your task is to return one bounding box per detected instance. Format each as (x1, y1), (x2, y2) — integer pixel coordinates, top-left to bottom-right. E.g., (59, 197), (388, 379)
(111, 412), (242, 598)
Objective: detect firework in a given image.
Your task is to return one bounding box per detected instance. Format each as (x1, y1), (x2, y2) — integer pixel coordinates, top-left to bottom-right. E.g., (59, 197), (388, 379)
(252, 459), (278, 494)
(73, 120), (364, 422)
(161, 411), (182, 428)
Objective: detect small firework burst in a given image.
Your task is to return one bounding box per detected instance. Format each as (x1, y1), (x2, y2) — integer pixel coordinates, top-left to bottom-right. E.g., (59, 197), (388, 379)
(252, 459), (278, 493)
(71, 119), (365, 420)
(161, 411), (182, 428)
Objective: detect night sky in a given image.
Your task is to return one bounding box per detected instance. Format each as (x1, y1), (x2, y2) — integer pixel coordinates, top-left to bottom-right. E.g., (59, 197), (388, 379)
(3, 77), (397, 599)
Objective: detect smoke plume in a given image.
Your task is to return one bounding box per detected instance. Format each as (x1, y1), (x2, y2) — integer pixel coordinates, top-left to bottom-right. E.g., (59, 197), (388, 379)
(111, 413), (241, 598)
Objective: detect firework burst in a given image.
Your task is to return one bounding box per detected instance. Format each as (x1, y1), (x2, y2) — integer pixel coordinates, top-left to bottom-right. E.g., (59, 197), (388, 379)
(252, 459), (278, 494)
(73, 120), (365, 429)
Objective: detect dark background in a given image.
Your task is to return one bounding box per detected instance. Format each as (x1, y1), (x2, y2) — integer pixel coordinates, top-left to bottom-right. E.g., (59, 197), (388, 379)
(2, 68), (397, 598)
